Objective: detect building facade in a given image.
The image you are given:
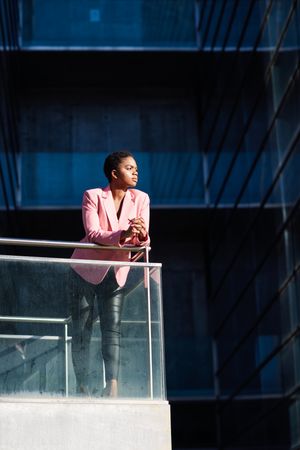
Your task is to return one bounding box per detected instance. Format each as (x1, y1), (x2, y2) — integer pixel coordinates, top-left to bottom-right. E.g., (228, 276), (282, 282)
(1, 1), (300, 448)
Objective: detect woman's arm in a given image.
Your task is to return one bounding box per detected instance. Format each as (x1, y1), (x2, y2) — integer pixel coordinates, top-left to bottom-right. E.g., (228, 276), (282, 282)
(129, 194), (150, 246)
(119, 194), (150, 246)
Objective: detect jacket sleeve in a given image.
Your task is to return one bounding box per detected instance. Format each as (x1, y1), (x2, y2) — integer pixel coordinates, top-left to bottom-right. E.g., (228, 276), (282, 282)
(131, 193), (151, 247)
(82, 191), (122, 246)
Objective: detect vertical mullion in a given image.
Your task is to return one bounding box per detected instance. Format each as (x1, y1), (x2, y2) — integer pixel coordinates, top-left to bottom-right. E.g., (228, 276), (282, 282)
(205, 0), (275, 189)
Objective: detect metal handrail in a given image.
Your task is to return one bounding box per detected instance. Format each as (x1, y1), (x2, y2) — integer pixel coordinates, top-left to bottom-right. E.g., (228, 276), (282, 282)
(0, 316), (71, 324)
(0, 237), (149, 253)
(0, 316), (159, 325)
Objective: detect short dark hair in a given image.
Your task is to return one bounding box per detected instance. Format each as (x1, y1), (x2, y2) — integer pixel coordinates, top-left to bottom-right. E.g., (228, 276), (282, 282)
(103, 151), (134, 182)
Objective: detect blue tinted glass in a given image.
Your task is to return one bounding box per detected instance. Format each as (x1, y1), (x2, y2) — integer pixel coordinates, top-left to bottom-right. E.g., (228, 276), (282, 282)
(21, 0), (197, 48)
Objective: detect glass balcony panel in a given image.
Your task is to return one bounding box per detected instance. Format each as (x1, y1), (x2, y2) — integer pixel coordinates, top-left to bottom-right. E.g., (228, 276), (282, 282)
(0, 255), (165, 399)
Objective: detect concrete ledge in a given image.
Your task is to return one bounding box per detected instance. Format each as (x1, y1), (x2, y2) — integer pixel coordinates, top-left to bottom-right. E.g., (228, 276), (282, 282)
(0, 398), (172, 450)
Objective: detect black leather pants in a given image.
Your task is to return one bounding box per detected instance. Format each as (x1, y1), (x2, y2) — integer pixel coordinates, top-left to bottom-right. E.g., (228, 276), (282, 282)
(70, 268), (125, 389)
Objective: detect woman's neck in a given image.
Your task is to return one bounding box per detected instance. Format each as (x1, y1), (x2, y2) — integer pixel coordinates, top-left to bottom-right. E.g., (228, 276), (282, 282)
(110, 183), (127, 201)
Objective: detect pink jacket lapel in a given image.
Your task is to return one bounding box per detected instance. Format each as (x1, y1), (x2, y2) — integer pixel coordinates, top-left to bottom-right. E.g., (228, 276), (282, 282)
(102, 186), (135, 231)
(102, 186), (119, 230)
(118, 190), (135, 230)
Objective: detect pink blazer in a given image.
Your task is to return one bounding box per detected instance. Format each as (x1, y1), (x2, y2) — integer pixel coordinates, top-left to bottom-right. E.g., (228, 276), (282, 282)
(71, 186), (150, 287)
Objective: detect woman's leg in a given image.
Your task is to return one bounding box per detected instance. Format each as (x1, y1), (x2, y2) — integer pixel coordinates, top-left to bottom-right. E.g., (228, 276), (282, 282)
(69, 270), (95, 393)
(97, 274), (125, 396)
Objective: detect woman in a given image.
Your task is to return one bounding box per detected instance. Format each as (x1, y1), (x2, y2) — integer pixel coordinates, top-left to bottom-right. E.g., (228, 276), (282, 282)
(70, 151), (150, 397)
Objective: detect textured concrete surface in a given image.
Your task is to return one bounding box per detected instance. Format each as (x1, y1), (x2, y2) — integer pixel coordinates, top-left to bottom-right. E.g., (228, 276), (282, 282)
(0, 398), (172, 450)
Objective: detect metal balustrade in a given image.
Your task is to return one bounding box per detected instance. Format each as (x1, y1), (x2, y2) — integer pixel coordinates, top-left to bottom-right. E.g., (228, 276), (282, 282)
(0, 238), (165, 400)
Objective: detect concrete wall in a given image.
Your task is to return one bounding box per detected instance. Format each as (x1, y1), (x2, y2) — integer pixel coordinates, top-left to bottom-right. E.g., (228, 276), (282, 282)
(0, 398), (171, 450)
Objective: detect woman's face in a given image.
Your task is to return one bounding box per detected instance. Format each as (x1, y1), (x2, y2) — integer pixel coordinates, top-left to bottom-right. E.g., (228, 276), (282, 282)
(113, 156), (138, 188)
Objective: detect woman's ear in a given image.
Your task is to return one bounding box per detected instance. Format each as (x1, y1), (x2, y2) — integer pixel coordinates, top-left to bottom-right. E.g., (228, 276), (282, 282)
(111, 169), (118, 180)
